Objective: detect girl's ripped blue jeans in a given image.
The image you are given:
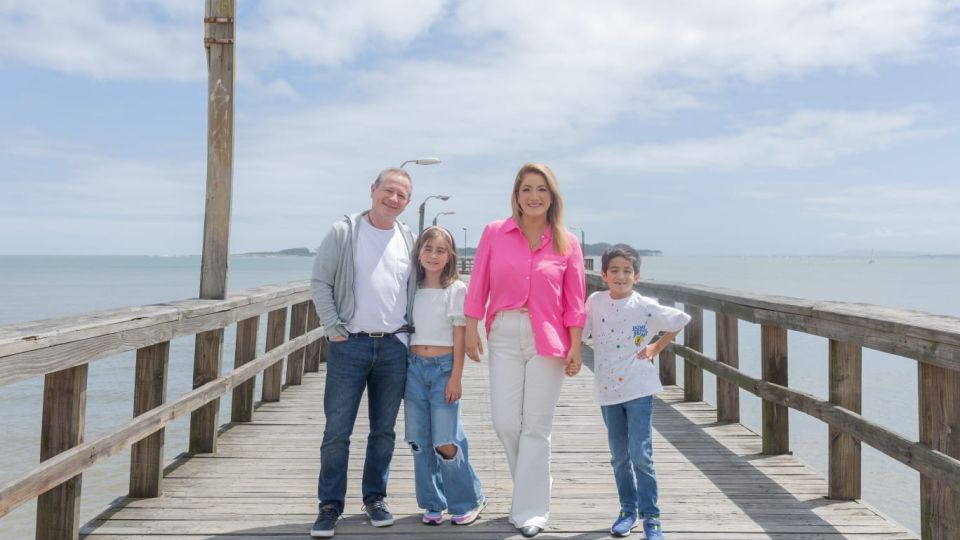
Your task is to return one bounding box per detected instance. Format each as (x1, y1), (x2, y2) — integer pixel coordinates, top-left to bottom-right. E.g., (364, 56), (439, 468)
(403, 352), (484, 515)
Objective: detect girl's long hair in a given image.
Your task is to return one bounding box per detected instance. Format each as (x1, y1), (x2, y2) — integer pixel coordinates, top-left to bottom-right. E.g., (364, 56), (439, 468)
(510, 162), (569, 255)
(414, 226), (460, 287)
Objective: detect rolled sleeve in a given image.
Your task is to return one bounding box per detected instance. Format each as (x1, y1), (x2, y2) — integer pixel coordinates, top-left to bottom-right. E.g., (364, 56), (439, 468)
(561, 238), (587, 328)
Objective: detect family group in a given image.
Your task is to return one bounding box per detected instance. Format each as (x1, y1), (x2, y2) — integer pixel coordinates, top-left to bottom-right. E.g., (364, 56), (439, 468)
(308, 163), (690, 539)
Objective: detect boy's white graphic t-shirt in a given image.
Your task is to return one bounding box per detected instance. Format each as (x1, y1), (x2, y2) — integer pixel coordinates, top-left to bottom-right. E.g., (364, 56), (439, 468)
(584, 290), (691, 406)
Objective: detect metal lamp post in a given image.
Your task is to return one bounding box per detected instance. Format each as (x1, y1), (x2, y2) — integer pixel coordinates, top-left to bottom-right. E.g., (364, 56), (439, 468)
(418, 195), (450, 234)
(433, 211), (456, 226)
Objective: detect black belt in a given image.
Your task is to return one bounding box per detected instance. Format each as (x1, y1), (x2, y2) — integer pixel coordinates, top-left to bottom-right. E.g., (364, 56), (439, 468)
(351, 325), (414, 338)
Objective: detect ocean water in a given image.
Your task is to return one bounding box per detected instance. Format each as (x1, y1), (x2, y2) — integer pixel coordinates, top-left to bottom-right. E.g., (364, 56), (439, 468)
(1, 254), (958, 537)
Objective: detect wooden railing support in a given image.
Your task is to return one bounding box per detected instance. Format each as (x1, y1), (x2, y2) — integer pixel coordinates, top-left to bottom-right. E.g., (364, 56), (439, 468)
(285, 301), (309, 385)
(829, 339), (862, 500)
(231, 316), (259, 423)
(683, 305), (703, 402)
(304, 304), (321, 372)
(189, 329), (223, 454)
(919, 362), (960, 539)
(129, 342), (169, 497)
(659, 299), (677, 385)
(262, 307), (287, 402)
(36, 365), (88, 540)
(761, 324), (789, 455)
(716, 313), (739, 423)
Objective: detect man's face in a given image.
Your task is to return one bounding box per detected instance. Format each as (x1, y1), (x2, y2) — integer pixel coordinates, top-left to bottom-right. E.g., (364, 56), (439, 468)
(369, 173), (412, 225)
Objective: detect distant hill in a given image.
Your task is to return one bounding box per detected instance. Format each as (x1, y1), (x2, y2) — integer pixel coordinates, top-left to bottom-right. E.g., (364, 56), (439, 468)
(238, 247), (313, 256)
(582, 242), (661, 256)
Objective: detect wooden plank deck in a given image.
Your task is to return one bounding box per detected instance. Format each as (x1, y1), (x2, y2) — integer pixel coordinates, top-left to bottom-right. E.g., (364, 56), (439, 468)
(81, 357), (916, 539)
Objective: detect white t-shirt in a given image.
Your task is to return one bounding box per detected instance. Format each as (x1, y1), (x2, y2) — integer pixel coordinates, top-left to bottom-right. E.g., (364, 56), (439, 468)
(584, 291), (691, 406)
(410, 281), (467, 347)
(347, 218), (412, 335)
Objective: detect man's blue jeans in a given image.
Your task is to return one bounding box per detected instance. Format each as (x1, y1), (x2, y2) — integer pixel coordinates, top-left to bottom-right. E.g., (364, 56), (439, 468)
(317, 334), (407, 513)
(600, 395), (660, 518)
(404, 352), (484, 515)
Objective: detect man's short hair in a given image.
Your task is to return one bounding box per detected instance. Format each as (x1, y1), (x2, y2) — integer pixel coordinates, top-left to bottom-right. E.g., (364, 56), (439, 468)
(601, 244), (641, 273)
(374, 167), (412, 189)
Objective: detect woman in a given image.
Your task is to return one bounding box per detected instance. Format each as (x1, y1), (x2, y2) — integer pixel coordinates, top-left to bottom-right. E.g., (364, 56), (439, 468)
(464, 162), (586, 538)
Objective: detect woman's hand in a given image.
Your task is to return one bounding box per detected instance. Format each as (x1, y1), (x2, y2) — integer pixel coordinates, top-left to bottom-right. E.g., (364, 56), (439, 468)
(465, 323), (483, 362)
(445, 377), (463, 403)
(564, 347), (582, 376)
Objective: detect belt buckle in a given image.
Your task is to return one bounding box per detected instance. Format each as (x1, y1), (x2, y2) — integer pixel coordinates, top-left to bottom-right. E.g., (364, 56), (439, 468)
(367, 331), (386, 338)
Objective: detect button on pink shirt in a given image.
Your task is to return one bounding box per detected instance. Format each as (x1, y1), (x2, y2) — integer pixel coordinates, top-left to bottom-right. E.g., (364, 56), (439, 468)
(464, 217), (586, 358)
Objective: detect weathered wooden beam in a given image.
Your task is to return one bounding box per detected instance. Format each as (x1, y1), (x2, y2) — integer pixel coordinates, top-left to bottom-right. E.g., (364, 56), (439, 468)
(716, 313), (739, 423)
(189, 328), (223, 454)
(829, 339), (862, 500)
(0, 328), (325, 519)
(0, 285), (310, 388)
(36, 365), (87, 540)
(230, 316), (259, 423)
(304, 304), (321, 372)
(683, 305), (703, 402)
(262, 308), (287, 402)
(284, 302), (309, 385)
(919, 362), (960, 540)
(761, 324), (789, 455)
(129, 341), (169, 497)
(658, 299), (677, 385)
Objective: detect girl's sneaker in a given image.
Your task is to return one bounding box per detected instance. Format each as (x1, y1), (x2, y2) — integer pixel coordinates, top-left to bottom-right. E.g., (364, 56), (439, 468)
(451, 498), (487, 526)
(610, 510), (639, 537)
(643, 516), (665, 540)
(422, 510), (443, 525)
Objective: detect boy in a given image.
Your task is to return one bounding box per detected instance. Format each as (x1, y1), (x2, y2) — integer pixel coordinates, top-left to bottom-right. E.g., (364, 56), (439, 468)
(583, 244), (690, 539)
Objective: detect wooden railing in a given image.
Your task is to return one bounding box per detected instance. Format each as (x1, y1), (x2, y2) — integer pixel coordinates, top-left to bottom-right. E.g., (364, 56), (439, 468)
(585, 273), (960, 540)
(0, 281), (327, 540)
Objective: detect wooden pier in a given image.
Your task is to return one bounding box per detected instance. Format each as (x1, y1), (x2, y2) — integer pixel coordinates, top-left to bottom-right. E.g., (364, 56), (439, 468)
(1, 276), (958, 539)
(78, 359), (916, 539)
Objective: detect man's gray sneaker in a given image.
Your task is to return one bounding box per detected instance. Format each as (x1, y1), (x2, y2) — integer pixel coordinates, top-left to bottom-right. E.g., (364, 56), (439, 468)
(310, 504), (341, 538)
(363, 497), (395, 527)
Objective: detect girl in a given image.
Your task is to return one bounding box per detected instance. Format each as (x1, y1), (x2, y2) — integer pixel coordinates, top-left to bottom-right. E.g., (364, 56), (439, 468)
(405, 226), (486, 526)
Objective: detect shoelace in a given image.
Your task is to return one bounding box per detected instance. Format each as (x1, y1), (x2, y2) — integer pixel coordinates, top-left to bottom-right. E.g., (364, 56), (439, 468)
(319, 505), (340, 518)
(365, 499), (389, 513)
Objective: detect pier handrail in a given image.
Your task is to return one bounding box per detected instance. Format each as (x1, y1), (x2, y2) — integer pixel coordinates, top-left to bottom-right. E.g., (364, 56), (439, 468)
(584, 273), (960, 539)
(0, 280), (327, 539)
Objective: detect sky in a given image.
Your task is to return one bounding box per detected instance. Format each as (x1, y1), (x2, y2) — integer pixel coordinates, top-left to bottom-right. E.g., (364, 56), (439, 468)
(1, 0), (959, 256)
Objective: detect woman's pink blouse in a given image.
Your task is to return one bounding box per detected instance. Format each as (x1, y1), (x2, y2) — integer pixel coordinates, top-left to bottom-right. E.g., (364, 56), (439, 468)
(464, 217), (586, 358)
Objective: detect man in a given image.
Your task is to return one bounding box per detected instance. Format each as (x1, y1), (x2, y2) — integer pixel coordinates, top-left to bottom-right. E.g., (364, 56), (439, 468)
(309, 167), (418, 538)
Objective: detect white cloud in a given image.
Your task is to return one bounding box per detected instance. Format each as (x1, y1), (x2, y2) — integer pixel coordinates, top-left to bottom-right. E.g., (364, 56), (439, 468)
(578, 109), (930, 171)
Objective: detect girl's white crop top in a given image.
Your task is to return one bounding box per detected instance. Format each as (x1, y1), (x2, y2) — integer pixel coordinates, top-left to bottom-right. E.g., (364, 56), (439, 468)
(410, 281), (467, 347)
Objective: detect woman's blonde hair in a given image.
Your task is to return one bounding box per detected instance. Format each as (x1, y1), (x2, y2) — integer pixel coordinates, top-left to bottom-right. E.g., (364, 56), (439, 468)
(414, 226), (460, 287)
(510, 162), (569, 255)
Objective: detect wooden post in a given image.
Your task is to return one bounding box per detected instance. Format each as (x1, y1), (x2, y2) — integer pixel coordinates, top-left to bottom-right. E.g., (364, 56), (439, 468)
(658, 299), (677, 385)
(683, 305), (703, 402)
(761, 324), (789, 455)
(716, 313), (739, 423)
(828, 339), (862, 500)
(262, 307), (287, 402)
(231, 316), (259, 423)
(919, 362), (960, 539)
(189, 329), (223, 454)
(129, 342), (169, 497)
(304, 304), (321, 372)
(285, 302), (309, 385)
(190, 0), (236, 455)
(36, 365), (88, 540)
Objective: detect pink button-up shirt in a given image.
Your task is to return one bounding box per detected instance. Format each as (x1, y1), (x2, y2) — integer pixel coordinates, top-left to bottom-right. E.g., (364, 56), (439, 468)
(464, 216), (586, 358)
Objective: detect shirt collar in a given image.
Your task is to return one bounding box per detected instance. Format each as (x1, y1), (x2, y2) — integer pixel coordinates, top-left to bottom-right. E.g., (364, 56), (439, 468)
(505, 216), (553, 245)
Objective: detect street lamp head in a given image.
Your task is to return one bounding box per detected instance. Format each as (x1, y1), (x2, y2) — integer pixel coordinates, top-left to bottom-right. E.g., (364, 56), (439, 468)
(400, 157), (442, 168)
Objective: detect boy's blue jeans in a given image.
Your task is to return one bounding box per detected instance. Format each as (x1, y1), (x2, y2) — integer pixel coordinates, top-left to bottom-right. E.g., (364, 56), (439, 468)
(601, 395), (660, 518)
(317, 334), (408, 513)
(404, 352), (484, 515)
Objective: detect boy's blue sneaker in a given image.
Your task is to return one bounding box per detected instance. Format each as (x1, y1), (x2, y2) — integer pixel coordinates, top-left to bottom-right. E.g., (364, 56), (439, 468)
(362, 497), (395, 527)
(309, 504), (341, 538)
(610, 510), (640, 537)
(643, 516), (665, 540)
